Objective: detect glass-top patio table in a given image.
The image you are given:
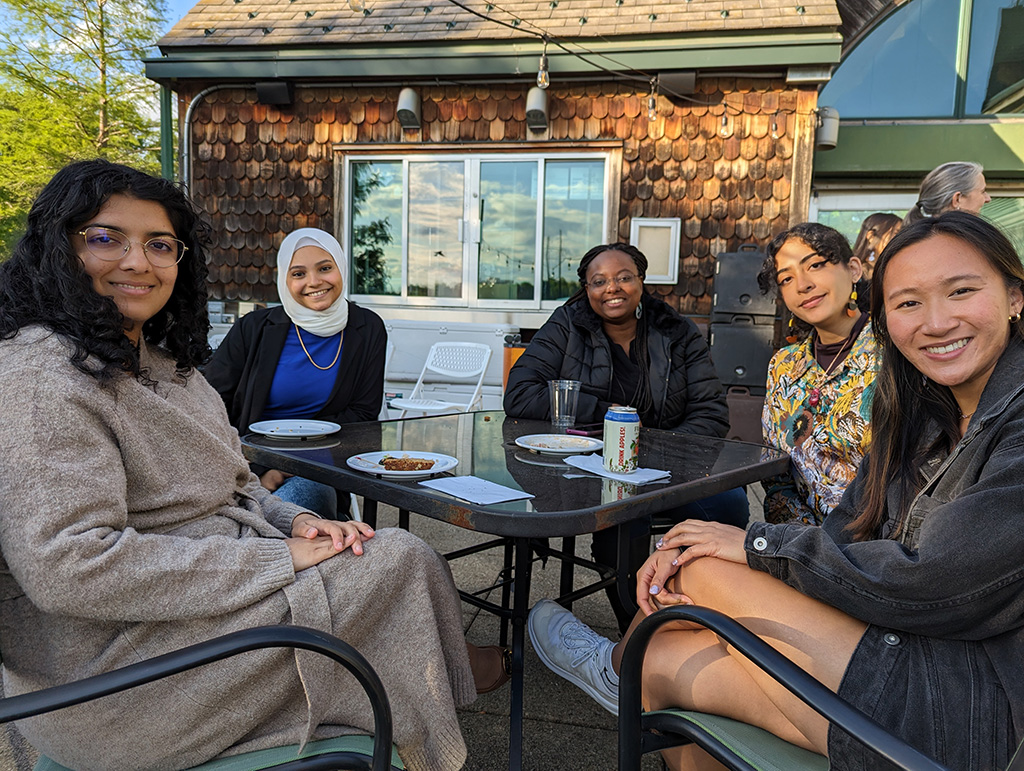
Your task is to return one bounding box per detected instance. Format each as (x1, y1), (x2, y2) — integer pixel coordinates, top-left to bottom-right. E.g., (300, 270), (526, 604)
(241, 410), (789, 770)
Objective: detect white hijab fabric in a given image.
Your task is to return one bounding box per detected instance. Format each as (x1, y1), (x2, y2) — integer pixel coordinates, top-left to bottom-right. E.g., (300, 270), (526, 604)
(275, 228), (349, 337)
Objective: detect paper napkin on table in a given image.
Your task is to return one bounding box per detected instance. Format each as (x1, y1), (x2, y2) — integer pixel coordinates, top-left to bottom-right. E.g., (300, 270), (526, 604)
(563, 454), (670, 484)
(419, 476), (534, 505)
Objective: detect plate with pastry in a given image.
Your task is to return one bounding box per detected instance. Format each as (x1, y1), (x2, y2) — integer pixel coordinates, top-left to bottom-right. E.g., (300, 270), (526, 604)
(346, 451), (458, 479)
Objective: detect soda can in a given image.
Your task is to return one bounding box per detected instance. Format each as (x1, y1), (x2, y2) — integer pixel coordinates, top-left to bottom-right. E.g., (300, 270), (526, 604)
(603, 406), (640, 473)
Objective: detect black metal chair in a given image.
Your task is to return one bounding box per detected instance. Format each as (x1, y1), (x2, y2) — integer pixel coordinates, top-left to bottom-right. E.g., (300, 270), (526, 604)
(1, 625), (402, 771)
(618, 605), (961, 771)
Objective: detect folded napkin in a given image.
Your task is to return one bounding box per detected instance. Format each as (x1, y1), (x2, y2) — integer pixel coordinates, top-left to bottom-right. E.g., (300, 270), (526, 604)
(563, 454), (670, 484)
(419, 476), (534, 505)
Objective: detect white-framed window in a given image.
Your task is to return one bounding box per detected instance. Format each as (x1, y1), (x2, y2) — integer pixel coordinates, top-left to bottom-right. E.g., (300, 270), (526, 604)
(341, 150), (613, 310)
(629, 218), (680, 284)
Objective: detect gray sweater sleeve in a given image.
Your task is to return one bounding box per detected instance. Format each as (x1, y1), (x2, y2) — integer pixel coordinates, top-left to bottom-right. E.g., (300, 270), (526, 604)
(0, 355), (297, 623)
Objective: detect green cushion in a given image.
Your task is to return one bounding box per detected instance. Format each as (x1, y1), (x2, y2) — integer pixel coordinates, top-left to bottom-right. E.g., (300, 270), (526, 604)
(35, 734), (404, 771)
(647, 709), (829, 771)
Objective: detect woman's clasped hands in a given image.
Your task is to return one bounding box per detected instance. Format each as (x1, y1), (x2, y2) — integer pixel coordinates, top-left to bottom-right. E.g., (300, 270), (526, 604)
(286, 512), (375, 571)
(637, 519), (748, 616)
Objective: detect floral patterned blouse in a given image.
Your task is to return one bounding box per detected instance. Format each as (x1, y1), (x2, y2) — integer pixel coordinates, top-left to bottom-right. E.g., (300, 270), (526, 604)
(760, 321), (881, 525)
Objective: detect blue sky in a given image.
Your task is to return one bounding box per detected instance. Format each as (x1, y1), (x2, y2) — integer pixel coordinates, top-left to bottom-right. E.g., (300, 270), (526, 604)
(161, 0), (197, 33)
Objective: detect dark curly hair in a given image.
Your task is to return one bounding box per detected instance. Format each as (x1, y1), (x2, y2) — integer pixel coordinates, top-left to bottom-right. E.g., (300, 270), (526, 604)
(0, 159), (212, 381)
(756, 222), (868, 340)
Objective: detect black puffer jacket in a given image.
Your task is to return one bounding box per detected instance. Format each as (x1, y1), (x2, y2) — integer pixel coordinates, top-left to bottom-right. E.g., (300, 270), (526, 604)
(504, 293), (729, 436)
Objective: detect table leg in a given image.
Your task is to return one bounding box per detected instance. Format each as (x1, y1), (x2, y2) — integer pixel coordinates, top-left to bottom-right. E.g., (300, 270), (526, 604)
(559, 536), (576, 609)
(508, 537), (533, 771)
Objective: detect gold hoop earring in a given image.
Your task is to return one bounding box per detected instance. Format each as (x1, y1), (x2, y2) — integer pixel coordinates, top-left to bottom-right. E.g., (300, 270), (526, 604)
(1011, 312), (1021, 324)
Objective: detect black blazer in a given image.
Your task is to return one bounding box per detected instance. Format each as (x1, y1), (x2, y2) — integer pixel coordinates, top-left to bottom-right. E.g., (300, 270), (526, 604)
(205, 303), (388, 433)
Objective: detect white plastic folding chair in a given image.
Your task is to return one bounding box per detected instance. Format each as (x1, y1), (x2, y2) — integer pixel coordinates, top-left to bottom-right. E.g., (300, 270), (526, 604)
(390, 342), (493, 418)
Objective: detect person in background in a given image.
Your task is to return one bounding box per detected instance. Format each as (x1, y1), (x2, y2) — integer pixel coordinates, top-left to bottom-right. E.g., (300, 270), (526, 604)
(850, 212), (901, 282)
(206, 228), (387, 520)
(532, 212), (1024, 771)
(505, 242), (748, 634)
(903, 160), (990, 226)
(754, 223), (880, 525)
(0, 159), (506, 771)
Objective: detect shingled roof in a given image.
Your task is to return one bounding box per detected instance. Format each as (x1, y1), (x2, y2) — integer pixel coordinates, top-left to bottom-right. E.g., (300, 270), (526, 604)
(159, 0), (842, 49)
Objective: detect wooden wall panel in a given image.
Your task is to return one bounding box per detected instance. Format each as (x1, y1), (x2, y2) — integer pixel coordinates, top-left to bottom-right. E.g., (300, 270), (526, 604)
(182, 78), (816, 313)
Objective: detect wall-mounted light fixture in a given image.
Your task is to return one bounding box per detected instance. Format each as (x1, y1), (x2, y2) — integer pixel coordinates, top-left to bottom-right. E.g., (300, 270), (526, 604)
(815, 106), (839, 150)
(526, 86), (548, 131)
(397, 87), (421, 129)
(255, 80), (294, 105)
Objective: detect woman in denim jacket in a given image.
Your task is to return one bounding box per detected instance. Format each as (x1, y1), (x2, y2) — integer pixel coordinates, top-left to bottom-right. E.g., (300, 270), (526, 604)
(531, 213), (1024, 769)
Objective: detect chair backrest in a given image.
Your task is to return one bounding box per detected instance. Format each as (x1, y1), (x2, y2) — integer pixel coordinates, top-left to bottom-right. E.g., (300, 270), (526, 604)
(408, 342), (492, 410)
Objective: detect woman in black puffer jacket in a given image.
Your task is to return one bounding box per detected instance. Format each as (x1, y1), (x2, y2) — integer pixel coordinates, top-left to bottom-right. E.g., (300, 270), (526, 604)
(505, 243), (748, 631)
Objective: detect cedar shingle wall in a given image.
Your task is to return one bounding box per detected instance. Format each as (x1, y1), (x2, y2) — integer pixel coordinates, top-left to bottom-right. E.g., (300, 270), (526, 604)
(186, 77), (816, 315)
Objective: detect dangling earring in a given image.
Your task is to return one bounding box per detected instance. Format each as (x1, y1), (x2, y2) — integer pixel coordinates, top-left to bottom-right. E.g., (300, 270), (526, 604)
(785, 316), (798, 344)
(635, 302), (643, 320)
(846, 288), (859, 318)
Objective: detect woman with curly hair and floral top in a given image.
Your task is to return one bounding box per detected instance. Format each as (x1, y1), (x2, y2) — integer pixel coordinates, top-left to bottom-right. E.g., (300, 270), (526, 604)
(755, 222), (881, 525)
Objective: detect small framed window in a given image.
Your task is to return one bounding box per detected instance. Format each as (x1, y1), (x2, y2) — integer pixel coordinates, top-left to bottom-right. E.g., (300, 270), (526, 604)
(630, 218), (680, 284)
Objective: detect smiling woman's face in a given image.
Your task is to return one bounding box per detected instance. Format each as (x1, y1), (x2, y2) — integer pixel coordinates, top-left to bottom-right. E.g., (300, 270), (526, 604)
(584, 249), (643, 324)
(883, 233), (1023, 407)
(286, 245), (343, 311)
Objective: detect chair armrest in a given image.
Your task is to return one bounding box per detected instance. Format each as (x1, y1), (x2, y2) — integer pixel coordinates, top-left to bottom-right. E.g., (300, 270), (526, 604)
(0, 625), (394, 771)
(617, 606), (948, 771)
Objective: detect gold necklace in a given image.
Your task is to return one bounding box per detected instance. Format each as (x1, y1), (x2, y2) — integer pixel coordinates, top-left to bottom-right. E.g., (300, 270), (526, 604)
(807, 333), (854, 409)
(296, 326), (343, 370)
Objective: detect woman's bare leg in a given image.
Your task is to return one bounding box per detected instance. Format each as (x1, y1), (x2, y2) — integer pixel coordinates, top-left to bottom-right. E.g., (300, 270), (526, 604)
(615, 556), (867, 768)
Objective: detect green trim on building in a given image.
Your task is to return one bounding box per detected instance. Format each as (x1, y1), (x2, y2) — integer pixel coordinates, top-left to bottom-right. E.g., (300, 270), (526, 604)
(146, 32), (841, 84)
(813, 122), (1024, 179)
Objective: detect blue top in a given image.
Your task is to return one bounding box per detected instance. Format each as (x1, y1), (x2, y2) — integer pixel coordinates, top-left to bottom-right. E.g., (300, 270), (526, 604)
(261, 326), (343, 420)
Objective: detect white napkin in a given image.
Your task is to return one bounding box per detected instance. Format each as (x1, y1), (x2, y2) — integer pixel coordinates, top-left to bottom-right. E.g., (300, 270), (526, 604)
(419, 476), (534, 505)
(563, 454), (670, 484)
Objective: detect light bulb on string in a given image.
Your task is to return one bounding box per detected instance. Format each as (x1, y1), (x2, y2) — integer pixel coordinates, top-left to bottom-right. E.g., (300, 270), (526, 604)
(647, 77), (658, 122)
(718, 114), (730, 138)
(537, 39), (550, 89)
(348, 0), (366, 11)
(770, 113), (783, 140)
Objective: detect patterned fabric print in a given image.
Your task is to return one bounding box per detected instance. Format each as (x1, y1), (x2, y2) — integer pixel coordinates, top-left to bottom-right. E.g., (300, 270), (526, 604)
(761, 322), (881, 525)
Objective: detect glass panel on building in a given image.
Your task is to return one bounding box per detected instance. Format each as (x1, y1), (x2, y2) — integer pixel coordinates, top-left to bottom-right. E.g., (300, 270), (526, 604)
(819, 0), (959, 118)
(541, 159), (605, 300)
(351, 160), (402, 295)
(966, 0), (1024, 115)
(408, 161), (465, 298)
(478, 161), (539, 300)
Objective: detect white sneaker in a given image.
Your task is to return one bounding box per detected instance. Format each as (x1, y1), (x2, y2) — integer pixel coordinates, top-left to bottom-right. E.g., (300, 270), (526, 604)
(528, 599), (619, 715)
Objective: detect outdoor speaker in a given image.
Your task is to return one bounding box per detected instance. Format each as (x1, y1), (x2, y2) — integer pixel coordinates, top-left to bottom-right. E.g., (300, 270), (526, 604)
(255, 81), (294, 106)
(397, 87), (421, 129)
(526, 86), (548, 131)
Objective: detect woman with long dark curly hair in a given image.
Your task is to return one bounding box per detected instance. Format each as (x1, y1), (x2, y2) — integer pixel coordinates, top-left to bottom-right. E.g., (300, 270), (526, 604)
(0, 159), (505, 771)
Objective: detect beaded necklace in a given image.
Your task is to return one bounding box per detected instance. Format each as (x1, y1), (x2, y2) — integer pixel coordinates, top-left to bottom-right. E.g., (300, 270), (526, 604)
(807, 331), (856, 409)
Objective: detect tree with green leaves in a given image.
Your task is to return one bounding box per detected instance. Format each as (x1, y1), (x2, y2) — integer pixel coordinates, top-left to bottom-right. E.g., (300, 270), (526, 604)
(0, 0), (166, 258)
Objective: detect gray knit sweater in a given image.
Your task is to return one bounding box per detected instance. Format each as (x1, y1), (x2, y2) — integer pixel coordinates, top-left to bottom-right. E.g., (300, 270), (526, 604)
(0, 327), (473, 771)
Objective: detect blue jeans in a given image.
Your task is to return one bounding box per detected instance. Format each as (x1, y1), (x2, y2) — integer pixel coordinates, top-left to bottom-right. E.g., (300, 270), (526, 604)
(593, 486), (750, 633)
(274, 476), (343, 520)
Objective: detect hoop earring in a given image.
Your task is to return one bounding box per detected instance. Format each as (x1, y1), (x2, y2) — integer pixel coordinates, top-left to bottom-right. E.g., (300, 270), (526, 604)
(846, 288), (859, 318)
(635, 302), (643, 320)
(1011, 312), (1021, 324)
(785, 317), (798, 344)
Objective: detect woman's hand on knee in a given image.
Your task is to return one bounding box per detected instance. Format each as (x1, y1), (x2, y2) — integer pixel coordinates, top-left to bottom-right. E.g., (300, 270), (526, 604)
(291, 512), (375, 555)
(656, 520), (747, 566)
(637, 549), (692, 616)
(260, 469), (291, 491)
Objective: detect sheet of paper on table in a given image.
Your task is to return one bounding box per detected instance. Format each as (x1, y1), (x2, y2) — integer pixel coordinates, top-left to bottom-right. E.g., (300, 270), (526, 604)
(562, 454), (671, 484)
(419, 476), (535, 505)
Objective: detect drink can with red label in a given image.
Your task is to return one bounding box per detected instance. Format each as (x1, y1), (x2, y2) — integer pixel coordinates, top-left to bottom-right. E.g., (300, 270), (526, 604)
(603, 406), (640, 473)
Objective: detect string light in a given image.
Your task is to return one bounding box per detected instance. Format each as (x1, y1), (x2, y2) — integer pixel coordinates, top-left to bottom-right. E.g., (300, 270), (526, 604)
(770, 113), (782, 140)
(647, 77), (658, 121)
(347, 0), (365, 11)
(537, 38), (550, 89)
(718, 114), (730, 138)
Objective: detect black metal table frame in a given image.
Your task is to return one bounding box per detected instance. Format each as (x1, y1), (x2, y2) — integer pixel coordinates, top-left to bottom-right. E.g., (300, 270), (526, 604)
(242, 412), (789, 771)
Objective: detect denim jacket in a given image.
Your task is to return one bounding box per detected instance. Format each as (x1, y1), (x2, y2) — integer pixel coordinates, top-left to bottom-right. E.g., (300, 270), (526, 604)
(746, 336), (1024, 737)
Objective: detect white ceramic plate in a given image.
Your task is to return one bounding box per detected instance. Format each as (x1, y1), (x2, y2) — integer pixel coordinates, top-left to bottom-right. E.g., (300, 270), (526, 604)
(346, 451), (459, 479)
(514, 434), (603, 457)
(248, 419), (342, 439)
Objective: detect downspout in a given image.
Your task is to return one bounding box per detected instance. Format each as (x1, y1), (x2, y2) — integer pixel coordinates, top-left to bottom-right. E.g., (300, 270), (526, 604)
(180, 84), (232, 191)
(159, 86), (174, 180)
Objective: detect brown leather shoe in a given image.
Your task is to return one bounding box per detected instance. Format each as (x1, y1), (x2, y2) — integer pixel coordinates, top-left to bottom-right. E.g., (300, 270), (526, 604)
(475, 645), (512, 694)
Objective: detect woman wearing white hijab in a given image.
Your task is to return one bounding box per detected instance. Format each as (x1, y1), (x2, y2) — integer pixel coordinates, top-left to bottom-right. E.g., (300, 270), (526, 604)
(207, 228), (388, 518)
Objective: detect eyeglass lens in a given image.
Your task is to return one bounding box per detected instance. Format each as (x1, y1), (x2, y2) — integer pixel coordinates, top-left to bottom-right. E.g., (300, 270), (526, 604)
(589, 273), (637, 289)
(81, 227), (184, 266)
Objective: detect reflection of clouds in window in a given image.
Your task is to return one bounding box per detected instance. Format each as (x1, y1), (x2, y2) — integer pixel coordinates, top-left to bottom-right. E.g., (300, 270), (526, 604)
(409, 162), (464, 297)
(351, 161), (402, 295)
(542, 160), (605, 301)
(970, 1), (1024, 114)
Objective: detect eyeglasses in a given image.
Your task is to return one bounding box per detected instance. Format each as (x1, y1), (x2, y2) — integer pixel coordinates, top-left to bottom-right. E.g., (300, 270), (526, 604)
(77, 226), (187, 268)
(586, 273), (638, 291)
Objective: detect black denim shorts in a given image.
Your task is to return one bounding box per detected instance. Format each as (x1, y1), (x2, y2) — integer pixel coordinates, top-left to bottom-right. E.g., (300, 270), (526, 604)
(829, 625), (1016, 770)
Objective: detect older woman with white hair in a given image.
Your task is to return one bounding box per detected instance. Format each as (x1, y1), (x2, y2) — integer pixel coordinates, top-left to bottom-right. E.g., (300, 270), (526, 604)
(207, 227), (387, 518)
(903, 160), (991, 226)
